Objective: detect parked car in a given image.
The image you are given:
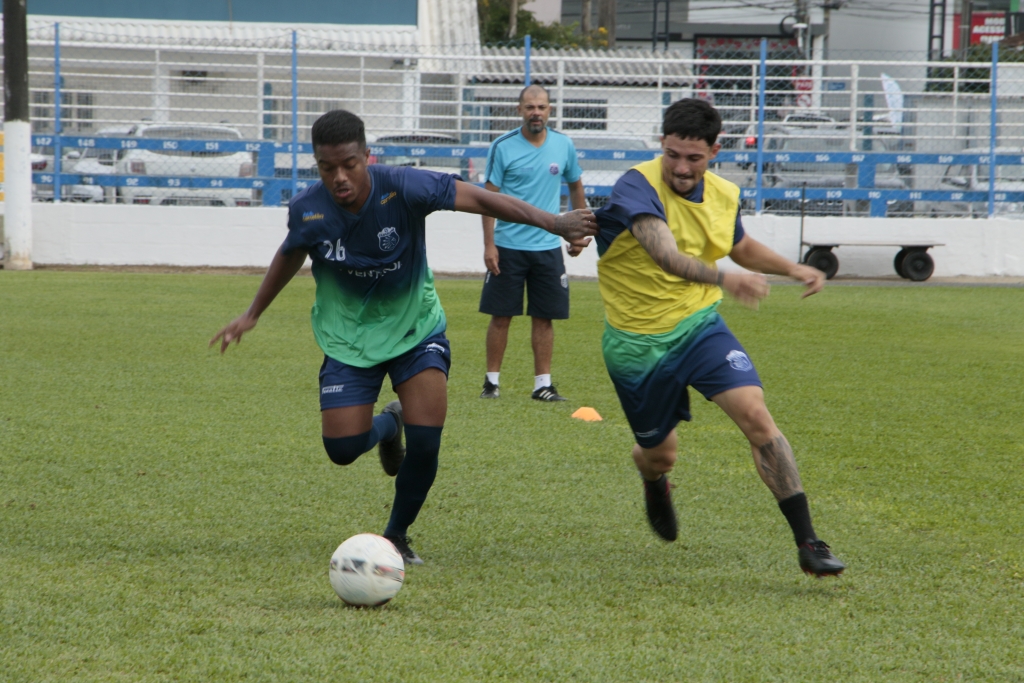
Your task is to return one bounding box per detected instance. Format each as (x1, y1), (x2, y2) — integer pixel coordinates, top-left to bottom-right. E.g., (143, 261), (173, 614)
(114, 124), (255, 206)
(741, 112), (839, 156)
(757, 127), (910, 216)
(928, 146), (1024, 218)
(65, 125), (134, 203)
(572, 135), (655, 209)
(30, 151), (51, 200)
(372, 133), (481, 182)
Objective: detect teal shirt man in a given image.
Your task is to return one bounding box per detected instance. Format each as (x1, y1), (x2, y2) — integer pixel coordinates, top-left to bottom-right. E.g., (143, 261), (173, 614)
(478, 84), (589, 403)
(485, 127), (582, 250)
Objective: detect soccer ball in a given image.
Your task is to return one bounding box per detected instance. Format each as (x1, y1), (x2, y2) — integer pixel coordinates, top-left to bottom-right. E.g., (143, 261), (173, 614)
(329, 534), (405, 606)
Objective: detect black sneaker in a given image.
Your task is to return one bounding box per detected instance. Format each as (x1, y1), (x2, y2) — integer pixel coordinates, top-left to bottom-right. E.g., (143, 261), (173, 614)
(384, 534), (424, 565)
(480, 379), (500, 399)
(377, 401), (404, 477)
(643, 475), (678, 542)
(531, 385), (567, 402)
(798, 539), (845, 577)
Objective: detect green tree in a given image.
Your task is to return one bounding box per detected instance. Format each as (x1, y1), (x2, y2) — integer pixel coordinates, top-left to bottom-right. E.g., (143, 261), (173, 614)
(477, 0), (585, 47)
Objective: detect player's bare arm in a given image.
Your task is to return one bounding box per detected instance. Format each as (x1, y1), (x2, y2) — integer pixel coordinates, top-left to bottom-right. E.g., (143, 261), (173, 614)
(631, 214), (769, 307)
(454, 180), (597, 244)
(209, 243), (309, 353)
(730, 234), (825, 298)
(565, 179), (592, 257)
(481, 181), (501, 275)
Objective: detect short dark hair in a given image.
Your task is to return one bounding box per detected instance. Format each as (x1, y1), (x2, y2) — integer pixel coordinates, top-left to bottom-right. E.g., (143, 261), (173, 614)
(312, 109), (366, 152)
(662, 98), (721, 147)
(518, 84), (550, 104)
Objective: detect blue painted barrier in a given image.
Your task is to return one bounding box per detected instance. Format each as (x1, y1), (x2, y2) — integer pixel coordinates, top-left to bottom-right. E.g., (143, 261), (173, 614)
(34, 136), (1024, 211)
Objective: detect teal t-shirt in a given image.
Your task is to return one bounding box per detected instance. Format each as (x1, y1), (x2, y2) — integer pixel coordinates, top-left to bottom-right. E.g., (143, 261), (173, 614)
(485, 127), (582, 251)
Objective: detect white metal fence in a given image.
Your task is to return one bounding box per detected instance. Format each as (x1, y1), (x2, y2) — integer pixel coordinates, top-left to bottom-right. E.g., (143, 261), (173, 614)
(9, 22), (1024, 217)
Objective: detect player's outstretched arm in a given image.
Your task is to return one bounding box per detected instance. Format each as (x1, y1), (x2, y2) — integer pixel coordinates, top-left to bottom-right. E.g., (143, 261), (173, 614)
(209, 242), (309, 354)
(730, 234), (825, 299)
(453, 180), (597, 245)
(632, 214), (769, 308)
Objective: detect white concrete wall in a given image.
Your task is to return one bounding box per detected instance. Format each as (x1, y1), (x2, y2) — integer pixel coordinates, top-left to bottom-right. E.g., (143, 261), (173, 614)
(21, 203), (1024, 278)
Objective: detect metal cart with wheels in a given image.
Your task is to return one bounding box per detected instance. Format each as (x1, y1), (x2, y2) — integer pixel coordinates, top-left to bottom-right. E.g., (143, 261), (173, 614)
(795, 185), (942, 281)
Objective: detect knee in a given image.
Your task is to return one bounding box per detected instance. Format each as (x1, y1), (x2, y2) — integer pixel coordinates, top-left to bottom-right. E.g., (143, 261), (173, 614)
(738, 403), (777, 445)
(490, 316), (512, 331)
(633, 443), (677, 474)
(322, 432), (372, 466)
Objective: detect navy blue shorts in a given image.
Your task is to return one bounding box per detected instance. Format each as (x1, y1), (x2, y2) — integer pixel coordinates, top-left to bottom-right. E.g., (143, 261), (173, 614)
(605, 316), (762, 449)
(479, 245), (569, 319)
(318, 330), (452, 410)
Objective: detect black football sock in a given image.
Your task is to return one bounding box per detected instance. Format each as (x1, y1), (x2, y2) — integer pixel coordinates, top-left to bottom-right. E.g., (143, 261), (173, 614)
(321, 414), (398, 466)
(383, 424), (442, 538)
(778, 492), (817, 547)
(373, 411), (399, 443)
(643, 474), (670, 496)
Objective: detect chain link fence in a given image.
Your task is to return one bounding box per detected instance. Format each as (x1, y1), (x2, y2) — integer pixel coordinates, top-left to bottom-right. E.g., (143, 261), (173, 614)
(8, 21), (1024, 217)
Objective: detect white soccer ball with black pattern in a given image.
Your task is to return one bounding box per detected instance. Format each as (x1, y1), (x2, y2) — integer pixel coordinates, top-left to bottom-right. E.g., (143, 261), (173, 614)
(329, 534), (405, 606)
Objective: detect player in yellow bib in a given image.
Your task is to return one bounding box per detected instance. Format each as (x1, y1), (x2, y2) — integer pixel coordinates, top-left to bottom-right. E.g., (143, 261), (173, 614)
(591, 99), (845, 577)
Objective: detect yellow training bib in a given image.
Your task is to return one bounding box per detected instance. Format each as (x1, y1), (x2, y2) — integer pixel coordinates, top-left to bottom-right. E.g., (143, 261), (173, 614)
(597, 158), (740, 334)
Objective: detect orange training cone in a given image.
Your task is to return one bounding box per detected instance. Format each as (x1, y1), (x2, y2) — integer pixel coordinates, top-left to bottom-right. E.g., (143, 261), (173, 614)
(571, 407), (603, 422)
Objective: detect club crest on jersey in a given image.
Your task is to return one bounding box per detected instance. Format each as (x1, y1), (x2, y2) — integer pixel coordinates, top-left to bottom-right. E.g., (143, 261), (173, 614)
(378, 227), (399, 251)
(726, 350), (753, 372)
(549, 163), (560, 175)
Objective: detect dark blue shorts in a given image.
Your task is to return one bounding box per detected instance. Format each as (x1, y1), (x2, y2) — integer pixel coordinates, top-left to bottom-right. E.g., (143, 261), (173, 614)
(479, 245), (569, 320)
(606, 316), (762, 449)
(318, 330), (451, 410)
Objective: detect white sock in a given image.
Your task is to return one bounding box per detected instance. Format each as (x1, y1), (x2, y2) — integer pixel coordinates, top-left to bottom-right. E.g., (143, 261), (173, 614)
(486, 372), (500, 386)
(534, 374), (551, 391)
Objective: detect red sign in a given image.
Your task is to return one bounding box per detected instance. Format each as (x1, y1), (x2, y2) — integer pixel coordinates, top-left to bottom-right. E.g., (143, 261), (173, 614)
(952, 12), (1007, 49)
(971, 11), (1005, 45)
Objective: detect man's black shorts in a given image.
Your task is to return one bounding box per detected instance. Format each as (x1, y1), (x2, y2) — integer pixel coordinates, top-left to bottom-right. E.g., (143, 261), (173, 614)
(479, 245), (569, 319)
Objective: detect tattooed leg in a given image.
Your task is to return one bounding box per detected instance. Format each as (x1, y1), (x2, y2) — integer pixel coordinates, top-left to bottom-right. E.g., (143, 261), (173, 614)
(711, 385), (805, 501)
(752, 435), (804, 501)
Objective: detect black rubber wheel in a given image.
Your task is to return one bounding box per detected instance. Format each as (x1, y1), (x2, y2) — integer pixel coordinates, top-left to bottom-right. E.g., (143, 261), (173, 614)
(805, 247), (839, 280)
(901, 250), (934, 281)
(894, 248), (910, 278)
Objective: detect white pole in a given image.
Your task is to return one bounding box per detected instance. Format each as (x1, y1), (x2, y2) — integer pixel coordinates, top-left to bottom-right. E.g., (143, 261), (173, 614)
(153, 49), (170, 124)
(256, 52), (265, 139)
(811, 35), (824, 110)
(848, 63), (859, 152)
(4, 120), (33, 270)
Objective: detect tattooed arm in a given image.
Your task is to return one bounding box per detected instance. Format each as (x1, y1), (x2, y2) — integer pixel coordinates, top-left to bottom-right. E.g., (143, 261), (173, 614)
(631, 214), (770, 307)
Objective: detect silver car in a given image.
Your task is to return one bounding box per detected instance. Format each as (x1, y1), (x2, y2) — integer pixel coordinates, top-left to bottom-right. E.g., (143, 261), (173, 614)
(930, 146), (1024, 218)
(65, 125), (134, 203)
(114, 124), (255, 207)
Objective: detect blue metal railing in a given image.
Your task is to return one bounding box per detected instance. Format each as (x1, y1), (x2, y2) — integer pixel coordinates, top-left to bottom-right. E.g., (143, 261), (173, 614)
(33, 135), (1024, 213)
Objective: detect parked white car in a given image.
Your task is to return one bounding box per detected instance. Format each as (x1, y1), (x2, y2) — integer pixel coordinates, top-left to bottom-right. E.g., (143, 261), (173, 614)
(572, 136), (655, 209)
(114, 124), (254, 206)
(65, 125), (134, 203)
(929, 146), (1024, 218)
(372, 133), (484, 182)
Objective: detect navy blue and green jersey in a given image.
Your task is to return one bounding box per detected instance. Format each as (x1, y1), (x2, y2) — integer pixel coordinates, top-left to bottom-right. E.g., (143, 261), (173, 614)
(281, 165), (458, 368)
(485, 127), (582, 251)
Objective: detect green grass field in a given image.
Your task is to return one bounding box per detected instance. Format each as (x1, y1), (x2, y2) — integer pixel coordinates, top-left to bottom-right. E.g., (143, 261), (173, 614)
(1, 271), (1022, 682)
